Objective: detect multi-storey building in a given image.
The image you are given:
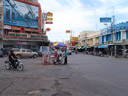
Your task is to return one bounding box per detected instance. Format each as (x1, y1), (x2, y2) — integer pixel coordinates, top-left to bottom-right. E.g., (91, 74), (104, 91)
(86, 31), (100, 48)
(78, 31), (96, 48)
(99, 21), (128, 56)
(0, 0), (49, 50)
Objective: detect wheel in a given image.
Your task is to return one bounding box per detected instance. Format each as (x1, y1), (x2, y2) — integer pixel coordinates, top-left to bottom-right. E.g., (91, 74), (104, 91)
(17, 64), (24, 71)
(5, 64), (10, 70)
(16, 54), (21, 59)
(33, 54), (37, 58)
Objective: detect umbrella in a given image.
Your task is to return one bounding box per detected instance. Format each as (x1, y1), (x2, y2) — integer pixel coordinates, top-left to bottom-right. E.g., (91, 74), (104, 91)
(63, 44), (67, 47)
(53, 43), (67, 47)
(57, 43), (63, 47)
(53, 42), (58, 46)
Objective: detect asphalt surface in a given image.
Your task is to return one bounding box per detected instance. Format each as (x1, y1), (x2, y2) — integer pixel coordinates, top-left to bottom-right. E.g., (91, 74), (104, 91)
(0, 54), (128, 96)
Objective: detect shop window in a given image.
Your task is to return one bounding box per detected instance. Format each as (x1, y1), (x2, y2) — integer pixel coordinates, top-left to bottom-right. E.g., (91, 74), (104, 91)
(6, 8), (10, 20)
(0, 0), (2, 5)
(106, 34), (111, 41)
(12, 12), (15, 20)
(0, 14), (2, 21)
(126, 32), (128, 39)
(102, 36), (104, 44)
(116, 32), (121, 40)
(0, 29), (2, 34)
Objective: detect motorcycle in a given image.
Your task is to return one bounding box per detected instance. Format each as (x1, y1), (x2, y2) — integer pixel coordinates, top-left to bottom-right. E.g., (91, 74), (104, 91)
(5, 59), (24, 71)
(51, 55), (63, 65)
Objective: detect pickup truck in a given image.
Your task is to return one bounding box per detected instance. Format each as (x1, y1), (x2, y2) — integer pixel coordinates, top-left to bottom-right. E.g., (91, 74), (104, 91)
(12, 48), (38, 58)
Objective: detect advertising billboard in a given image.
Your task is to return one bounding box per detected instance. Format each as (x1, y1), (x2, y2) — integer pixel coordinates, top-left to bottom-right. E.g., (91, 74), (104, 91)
(4, 0), (39, 28)
(100, 17), (111, 23)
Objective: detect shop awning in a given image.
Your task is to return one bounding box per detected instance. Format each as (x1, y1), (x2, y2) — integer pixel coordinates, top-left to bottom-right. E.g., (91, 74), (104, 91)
(98, 45), (108, 48)
(81, 46), (86, 49)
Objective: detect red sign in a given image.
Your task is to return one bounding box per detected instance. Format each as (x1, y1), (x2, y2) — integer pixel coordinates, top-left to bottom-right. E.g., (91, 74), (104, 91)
(46, 28), (51, 31)
(4, 25), (11, 29)
(46, 22), (53, 24)
(72, 42), (76, 46)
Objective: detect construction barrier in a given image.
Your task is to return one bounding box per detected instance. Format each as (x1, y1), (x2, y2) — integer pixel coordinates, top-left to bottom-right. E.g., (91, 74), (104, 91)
(41, 54), (52, 65)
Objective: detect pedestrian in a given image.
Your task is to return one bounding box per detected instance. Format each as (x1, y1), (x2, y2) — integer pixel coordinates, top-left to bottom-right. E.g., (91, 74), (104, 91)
(53, 49), (58, 64)
(75, 48), (78, 54)
(64, 50), (68, 65)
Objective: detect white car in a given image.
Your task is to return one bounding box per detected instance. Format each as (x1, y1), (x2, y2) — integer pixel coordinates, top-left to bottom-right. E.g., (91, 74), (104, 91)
(67, 49), (72, 55)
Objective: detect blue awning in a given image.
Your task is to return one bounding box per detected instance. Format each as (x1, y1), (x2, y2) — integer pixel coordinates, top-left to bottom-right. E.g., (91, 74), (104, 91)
(98, 45), (108, 48)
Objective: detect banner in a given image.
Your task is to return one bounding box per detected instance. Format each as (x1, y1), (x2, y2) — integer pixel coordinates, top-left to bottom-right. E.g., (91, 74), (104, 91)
(4, 0), (39, 28)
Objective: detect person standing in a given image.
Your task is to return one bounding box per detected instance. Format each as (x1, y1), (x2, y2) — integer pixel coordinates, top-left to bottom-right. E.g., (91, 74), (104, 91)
(64, 50), (68, 65)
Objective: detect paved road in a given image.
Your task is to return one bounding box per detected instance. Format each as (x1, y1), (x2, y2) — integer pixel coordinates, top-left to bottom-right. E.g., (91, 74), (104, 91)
(0, 54), (128, 96)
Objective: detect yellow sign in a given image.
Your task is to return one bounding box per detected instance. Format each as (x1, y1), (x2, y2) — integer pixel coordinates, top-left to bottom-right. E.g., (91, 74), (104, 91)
(47, 12), (53, 16)
(47, 18), (53, 20)
(66, 30), (71, 33)
(71, 37), (79, 42)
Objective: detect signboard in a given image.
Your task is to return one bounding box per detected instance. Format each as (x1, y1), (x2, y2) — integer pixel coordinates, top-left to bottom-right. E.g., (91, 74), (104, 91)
(4, 25), (11, 29)
(66, 30), (71, 33)
(72, 42), (76, 46)
(100, 17), (111, 23)
(17, 41), (28, 45)
(46, 22), (53, 24)
(46, 28), (51, 31)
(71, 37), (79, 42)
(47, 18), (53, 21)
(4, 0), (39, 28)
(47, 12), (53, 16)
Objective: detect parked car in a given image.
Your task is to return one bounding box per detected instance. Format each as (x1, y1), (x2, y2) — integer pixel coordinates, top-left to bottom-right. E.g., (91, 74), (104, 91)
(67, 49), (72, 55)
(0, 50), (3, 57)
(12, 48), (38, 58)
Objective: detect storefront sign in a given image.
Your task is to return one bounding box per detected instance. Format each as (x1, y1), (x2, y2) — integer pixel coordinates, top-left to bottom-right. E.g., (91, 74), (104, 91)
(17, 41), (28, 45)
(4, 25), (11, 29)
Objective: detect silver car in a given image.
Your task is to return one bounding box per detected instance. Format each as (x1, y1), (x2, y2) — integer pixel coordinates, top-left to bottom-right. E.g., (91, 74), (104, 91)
(12, 48), (38, 58)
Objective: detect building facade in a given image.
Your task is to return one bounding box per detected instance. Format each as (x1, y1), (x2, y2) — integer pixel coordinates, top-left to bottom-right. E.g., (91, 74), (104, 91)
(99, 21), (128, 56)
(78, 31), (97, 48)
(0, 0), (49, 50)
(86, 31), (100, 48)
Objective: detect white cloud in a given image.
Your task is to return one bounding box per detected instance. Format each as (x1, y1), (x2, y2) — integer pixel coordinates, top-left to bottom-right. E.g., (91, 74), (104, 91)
(38, 0), (128, 42)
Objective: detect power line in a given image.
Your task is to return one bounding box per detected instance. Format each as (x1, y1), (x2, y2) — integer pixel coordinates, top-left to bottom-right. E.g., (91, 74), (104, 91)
(24, 0), (36, 21)
(6, 0), (31, 27)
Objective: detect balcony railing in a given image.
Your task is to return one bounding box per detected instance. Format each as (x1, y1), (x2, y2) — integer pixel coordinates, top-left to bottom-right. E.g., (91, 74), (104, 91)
(4, 32), (48, 40)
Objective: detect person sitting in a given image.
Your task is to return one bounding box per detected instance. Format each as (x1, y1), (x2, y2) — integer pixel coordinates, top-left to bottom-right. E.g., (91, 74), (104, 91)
(9, 50), (17, 68)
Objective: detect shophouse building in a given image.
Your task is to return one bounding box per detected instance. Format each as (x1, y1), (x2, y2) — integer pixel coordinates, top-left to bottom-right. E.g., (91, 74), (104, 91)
(99, 21), (128, 56)
(0, 0), (49, 50)
(86, 31), (101, 52)
(78, 31), (96, 48)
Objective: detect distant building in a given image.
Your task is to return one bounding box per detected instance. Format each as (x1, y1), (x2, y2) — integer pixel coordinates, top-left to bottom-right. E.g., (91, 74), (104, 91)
(86, 31), (101, 48)
(78, 31), (96, 48)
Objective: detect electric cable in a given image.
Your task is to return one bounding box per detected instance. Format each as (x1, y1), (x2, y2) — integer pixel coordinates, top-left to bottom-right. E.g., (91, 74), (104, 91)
(6, 0), (30, 27)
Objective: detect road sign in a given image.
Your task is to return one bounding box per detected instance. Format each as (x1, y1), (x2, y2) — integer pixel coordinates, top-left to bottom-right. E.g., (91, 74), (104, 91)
(100, 17), (111, 23)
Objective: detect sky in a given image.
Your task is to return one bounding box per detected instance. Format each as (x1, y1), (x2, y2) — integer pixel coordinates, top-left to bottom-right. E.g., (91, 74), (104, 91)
(38, 0), (128, 42)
